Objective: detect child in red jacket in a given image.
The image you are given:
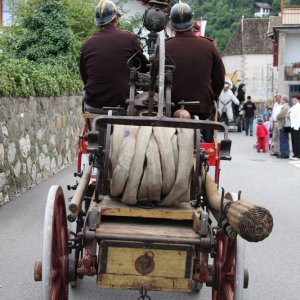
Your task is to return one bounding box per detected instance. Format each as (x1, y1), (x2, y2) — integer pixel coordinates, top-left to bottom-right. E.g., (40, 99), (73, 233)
(256, 117), (268, 152)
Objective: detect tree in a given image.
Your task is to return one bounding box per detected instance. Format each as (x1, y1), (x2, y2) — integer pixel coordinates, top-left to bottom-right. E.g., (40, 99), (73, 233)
(272, 0), (281, 13)
(15, 0), (73, 61)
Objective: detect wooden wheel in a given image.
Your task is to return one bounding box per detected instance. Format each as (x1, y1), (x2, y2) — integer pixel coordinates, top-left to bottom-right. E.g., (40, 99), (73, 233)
(212, 232), (247, 300)
(42, 185), (69, 300)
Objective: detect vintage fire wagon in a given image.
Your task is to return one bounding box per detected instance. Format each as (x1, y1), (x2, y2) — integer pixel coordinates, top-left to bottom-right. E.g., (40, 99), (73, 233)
(34, 2), (273, 299)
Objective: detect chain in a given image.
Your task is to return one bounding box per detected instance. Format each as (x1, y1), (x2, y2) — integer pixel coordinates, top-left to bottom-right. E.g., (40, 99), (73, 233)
(137, 287), (152, 300)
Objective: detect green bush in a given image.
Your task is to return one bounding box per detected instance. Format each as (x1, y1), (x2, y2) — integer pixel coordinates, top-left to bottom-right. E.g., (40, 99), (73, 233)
(0, 0), (141, 98)
(0, 57), (83, 97)
(16, 0), (73, 62)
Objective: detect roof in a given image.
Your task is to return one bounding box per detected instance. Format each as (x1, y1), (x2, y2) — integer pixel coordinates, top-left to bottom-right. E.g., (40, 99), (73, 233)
(273, 24), (300, 42)
(267, 16), (281, 37)
(222, 18), (273, 56)
(254, 2), (272, 9)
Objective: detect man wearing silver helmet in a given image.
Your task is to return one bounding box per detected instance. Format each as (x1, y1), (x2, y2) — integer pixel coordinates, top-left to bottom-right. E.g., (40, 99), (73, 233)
(80, 0), (149, 111)
(165, 1), (225, 141)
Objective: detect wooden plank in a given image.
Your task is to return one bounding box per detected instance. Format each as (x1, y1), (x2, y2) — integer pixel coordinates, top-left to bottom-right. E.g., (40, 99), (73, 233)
(98, 196), (201, 221)
(96, 223), (199, 239)
(97, 274), (193, 292)
(104, 247), (189, 278)
(193, 210), (201, 233)
(81, 112), (102, 118)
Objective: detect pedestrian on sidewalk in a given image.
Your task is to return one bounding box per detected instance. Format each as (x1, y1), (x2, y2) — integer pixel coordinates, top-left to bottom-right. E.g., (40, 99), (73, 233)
(277, 95), (290, 159)
(287, 94), (300, 159)
(218, 81), (240, 125)
(256, 116), (268, 152)
(263, 113), (271, 151)
(270, 94), (282, 156)
(242, 96), (256, 136)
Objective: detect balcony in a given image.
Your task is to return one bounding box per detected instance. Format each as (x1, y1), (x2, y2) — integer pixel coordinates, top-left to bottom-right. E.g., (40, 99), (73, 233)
(282, 8), (300, 24)
(281, 0), (300, 25)
(284, 63), (300, 81)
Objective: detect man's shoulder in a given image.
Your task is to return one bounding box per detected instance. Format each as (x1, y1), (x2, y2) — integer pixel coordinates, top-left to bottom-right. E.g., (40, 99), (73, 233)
(198, 35), (214, 42)
(166, 34), (214, 47)
(166, 36), (174, 42)
(118, 29), (136, 38)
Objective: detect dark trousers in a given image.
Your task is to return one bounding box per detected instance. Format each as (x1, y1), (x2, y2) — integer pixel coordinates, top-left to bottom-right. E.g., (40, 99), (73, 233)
(196, 112), (214, 142)
(245, 117), (254, 135)
(279, 128), (290, 157)
(291, 128), (300, 158)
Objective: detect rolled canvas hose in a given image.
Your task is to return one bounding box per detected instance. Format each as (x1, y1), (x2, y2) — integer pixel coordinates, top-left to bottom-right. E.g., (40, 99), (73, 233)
(160, 128), (194, 206)
(153, 127), (176, 196)
(110, 126), (139, 197)
(145, 133), (163, 202)
(122, 126), (152, 205)
(110, 126), (193, 206)
(109, 125), (126, 173)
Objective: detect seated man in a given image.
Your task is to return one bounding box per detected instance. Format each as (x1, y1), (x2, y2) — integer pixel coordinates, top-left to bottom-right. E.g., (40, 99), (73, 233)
(165, 1), (225, 141)
(80, 0), (149, 113)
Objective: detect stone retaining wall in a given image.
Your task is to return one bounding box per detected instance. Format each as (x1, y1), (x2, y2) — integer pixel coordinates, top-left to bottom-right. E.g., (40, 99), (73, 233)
(0, 96), (82, 206)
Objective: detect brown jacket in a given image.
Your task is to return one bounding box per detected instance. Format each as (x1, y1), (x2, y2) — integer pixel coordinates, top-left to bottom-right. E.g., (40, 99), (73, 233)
(165, 31), (225, 114)
(277, 103), (290, 129)
(80, 25), (148, 108)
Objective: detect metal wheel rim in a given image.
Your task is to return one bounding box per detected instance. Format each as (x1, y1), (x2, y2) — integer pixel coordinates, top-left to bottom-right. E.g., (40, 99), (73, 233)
(234, 236), (245, 300)
(42, 185), (68, 300)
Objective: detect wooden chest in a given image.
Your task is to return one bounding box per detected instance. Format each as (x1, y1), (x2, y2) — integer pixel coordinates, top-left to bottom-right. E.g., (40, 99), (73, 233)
(95, 198), (202, 292)
(97, 240), (194, 292)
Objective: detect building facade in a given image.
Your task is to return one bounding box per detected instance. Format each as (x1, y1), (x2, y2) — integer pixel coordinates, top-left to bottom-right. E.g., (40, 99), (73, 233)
(269, 4), (300, 98)
(254, 2), (272, 18)
(222, 18), (277, 102)
(0, 0), (13, 26)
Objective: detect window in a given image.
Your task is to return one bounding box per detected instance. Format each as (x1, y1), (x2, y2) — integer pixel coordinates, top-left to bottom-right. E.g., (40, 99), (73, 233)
(1, 0), (13, 26)
(289, 85), (300, 98)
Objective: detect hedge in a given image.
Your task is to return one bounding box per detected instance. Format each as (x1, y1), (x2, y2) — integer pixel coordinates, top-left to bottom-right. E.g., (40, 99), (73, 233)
(0, 56), (83, 97)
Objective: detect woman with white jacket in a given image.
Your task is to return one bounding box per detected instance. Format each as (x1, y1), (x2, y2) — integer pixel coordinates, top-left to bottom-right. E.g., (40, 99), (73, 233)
(218, 82), (240, 123)
(287, 94), (300, 159)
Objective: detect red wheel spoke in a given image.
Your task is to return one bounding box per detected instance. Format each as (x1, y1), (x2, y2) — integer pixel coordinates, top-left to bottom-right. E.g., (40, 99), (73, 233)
(223, 240), (236, 272)
(221, 236), (228, 264)
(212, 288), (217, 300)
(223, 281), (234, 300)
(213, 231), (237, 300)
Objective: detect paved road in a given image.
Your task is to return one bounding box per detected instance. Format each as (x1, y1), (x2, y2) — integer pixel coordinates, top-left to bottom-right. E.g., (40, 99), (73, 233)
(0, 130), (299, 300)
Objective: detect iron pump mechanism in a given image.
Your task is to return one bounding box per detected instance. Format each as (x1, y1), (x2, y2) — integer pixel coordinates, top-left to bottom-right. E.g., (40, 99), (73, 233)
(142, 0), (171, 55)
(126, 0), (177, 117)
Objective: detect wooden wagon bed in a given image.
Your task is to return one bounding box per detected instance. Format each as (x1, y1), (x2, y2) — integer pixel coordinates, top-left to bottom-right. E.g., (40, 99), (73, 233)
(88, 197), (204, 292)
